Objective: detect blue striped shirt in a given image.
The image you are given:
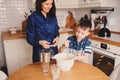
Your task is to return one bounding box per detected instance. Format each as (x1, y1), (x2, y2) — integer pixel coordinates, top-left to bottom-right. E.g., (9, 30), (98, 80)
(67, 36), (92, 54)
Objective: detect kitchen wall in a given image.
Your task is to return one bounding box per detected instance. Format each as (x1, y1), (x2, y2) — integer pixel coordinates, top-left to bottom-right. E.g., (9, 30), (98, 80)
(57, 7), (120, 32)
(0, 0), (30, 32)
(107, 1), (120, 32)
(0, 0), (30, 67)
(56, 8), (91, 27)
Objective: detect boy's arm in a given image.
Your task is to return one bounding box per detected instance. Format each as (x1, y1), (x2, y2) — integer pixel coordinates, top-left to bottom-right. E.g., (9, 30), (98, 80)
(80, 39), (92, 60)
(84, 39), (92, 54)
(59, 45), (66, 53)
(75, 52), (89, 60)
(59, 40), (70, 53)
(75, 39), (92, 60)
(80, 53), (89, 60)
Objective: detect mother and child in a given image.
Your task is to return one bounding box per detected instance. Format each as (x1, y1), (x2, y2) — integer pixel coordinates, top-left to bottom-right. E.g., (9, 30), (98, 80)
(26, 0), (92, 63)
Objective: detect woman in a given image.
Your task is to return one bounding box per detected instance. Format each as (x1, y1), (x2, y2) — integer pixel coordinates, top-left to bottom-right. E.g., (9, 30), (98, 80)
(26, 0), (59, 63)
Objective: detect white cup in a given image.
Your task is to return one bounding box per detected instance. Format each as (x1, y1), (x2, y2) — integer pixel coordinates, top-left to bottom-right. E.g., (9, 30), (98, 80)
(41, 62), (49, 74)
(51, 64), (60, 80)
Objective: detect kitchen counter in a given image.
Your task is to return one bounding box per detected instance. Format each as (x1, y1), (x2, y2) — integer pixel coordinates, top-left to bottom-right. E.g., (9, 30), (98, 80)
(1, 28), (73, 40)
(1, 30), (120, 47)
(1, 31), (26, 40)
(89, 33), (120, 47)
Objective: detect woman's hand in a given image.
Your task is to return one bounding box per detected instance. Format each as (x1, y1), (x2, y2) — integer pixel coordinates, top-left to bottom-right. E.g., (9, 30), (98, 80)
(39, 40), (51, 49)
(50, 36), (59, 47)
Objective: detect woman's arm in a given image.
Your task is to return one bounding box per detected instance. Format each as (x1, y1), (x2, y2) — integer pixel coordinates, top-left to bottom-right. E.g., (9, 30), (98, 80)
(26, 16), (39, 46)
(26, 16), (47, 47)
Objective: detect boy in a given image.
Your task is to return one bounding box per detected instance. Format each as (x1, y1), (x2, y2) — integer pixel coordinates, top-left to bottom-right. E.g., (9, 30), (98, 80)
(59, 18), (92, 62)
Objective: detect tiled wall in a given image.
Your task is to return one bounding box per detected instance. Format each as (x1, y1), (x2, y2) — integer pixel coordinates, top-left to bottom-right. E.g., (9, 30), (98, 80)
(56, 8), (91, 27)
(0, 0), (30, 67)
(107, 2), (120, 32)
(0, 0), (30, 32)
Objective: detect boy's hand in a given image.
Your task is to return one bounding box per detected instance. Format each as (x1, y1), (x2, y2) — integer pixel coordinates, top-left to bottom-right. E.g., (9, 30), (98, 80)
(74, 53), (80, 60)
(64, 40), (70, 48)
(59, 40), (70, 53)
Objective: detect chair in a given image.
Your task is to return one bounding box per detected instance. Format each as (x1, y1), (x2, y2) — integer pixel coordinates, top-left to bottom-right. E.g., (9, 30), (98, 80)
(110, 64), (120, 80)
(0, 70), (7, 80)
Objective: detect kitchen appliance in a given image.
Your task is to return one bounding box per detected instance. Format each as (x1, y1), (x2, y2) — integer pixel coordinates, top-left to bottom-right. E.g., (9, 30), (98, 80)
(98, 16), (111, 37)
(91, 8), (114, 37)
(91, 40), (120, 76)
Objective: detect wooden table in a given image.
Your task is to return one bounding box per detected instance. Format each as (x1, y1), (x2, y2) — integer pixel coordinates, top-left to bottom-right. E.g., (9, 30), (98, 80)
(8, 61), (109, 80)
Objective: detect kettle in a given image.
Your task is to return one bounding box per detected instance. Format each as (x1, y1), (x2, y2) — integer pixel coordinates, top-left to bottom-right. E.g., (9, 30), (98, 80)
(98, 16), (111, 37)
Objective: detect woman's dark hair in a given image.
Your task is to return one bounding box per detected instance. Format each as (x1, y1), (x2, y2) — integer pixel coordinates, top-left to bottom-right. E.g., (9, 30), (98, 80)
(35, 0), (56, 18)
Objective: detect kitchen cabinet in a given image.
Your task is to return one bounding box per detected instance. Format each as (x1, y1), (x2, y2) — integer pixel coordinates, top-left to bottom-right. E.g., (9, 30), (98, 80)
(79, 0), (117, 8)
(55, 0), (79, 8)
(3, 39), (32, 76)
(17, 39), (32, 68)
(54, 0), (61, 8)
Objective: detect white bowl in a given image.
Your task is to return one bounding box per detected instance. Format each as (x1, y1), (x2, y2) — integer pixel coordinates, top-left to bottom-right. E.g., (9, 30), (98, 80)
(52, 53), (74, 71)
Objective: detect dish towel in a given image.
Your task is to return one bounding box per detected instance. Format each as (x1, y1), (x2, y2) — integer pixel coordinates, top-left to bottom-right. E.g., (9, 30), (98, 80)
(0, 70), (7, 80)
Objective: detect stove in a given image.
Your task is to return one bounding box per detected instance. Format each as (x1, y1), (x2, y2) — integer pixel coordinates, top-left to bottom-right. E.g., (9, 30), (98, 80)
(91, 36), (120, 76)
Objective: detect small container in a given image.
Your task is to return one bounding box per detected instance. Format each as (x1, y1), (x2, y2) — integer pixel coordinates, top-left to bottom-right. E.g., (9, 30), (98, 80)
(40, 49), (53, 74)
(40, 49), (51, 63)
(9, 27), (17, 34)
(51, 64), (60, 80)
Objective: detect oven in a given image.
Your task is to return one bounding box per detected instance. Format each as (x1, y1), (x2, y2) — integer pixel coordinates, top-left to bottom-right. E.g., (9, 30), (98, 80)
(91, 40), (120, 76)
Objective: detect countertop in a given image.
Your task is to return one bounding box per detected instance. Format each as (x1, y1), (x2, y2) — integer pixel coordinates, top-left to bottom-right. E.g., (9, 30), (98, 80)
(1, 28), (74, 40)
(1, 29), (120, 47)
(88, 33), (120, 47)
(1, 31), (26, 40)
